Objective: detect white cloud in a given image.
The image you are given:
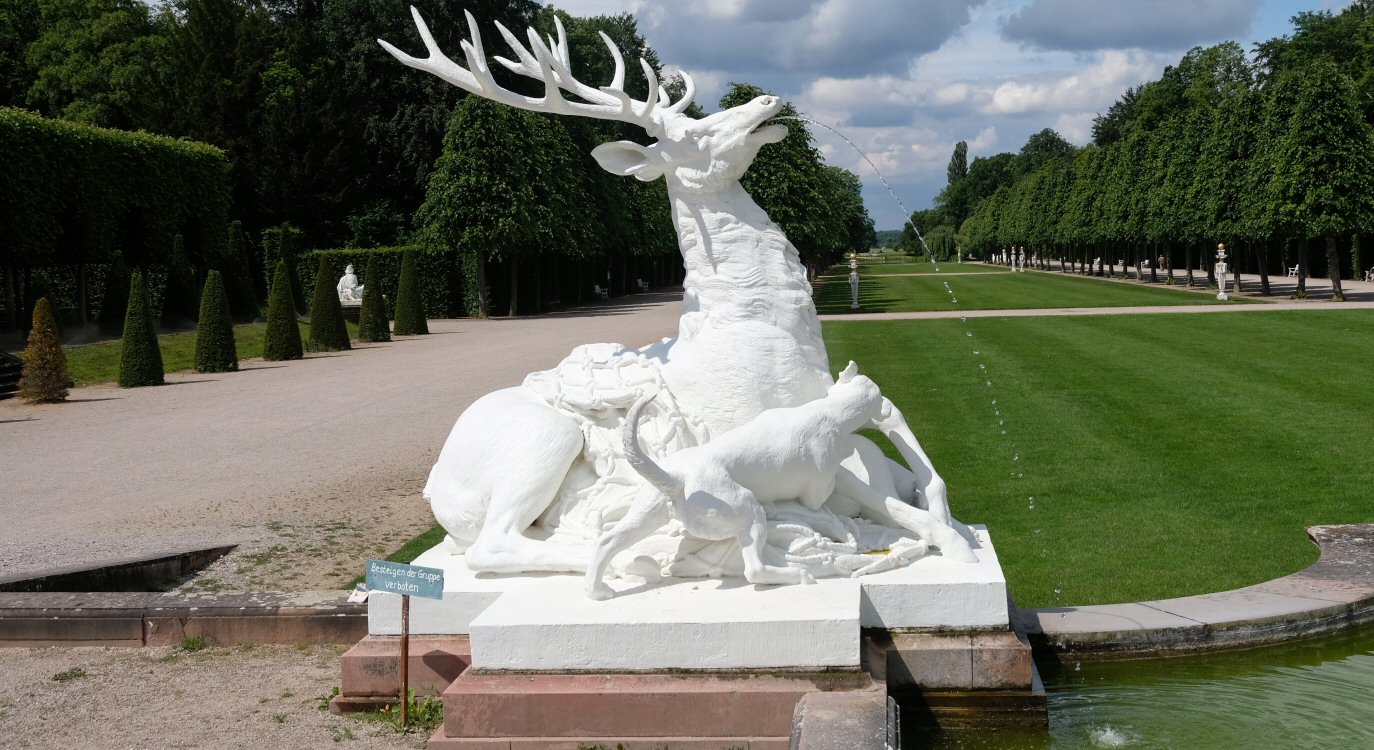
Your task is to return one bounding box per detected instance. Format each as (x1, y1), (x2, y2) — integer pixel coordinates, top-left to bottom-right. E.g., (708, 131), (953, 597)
(1052, 112), (1096, 144)
(980, 50), (1161, 115)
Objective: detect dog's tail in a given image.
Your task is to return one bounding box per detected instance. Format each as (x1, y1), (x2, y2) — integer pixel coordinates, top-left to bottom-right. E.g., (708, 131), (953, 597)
(623, 391), (682, 497)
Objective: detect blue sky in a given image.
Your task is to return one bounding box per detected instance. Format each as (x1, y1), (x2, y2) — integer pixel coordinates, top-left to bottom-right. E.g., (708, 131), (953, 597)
(542, 0), (1349, 230)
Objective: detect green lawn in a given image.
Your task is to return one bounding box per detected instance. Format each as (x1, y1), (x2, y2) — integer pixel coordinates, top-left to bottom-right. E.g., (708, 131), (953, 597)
(825, 310), (1374, 608)
(853, 261), (1009, 276)
(62, 320), (359, 386)
(815, 267), (1252, 315)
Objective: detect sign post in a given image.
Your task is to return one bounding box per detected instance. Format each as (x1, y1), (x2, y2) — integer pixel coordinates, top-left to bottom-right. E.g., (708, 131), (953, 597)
(365, 560), (445, 728)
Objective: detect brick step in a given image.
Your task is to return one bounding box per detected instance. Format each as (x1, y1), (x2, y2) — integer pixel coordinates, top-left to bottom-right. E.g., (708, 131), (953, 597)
(330, 634), (471, 713)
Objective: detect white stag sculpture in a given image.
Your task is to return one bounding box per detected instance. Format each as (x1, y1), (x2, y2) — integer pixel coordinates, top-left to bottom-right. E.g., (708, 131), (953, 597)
(380, 9), (976, 581)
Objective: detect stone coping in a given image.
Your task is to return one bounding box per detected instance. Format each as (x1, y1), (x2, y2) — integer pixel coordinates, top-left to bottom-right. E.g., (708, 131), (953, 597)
(0, 589), (364, 647)
(1017, 524), (1374, 658)
(2, 525), (1368, 658)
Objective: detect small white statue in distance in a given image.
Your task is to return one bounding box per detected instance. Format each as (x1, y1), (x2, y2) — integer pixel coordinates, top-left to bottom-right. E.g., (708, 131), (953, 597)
(337, 264), (364, 304)
(384, 10), (975, 581)
(586, 362), (975, 600)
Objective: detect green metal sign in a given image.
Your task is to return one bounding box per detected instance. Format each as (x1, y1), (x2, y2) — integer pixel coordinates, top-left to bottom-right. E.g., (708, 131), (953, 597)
(365, 560), (445, 600)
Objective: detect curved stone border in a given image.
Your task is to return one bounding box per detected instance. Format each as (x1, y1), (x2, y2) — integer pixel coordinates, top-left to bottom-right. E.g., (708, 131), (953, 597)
(1016, 524), (1374, 658)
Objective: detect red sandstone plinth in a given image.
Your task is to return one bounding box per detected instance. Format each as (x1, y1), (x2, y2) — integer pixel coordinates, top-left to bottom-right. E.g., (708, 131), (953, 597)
(427, 669), (878, 749)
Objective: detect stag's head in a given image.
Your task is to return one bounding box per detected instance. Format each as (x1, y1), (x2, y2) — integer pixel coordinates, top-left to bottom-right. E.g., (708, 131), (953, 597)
(378, 8), (788, 195)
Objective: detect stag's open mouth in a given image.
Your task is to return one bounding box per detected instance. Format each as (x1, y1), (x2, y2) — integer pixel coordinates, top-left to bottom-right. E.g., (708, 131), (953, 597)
(751, 122), (790, 144)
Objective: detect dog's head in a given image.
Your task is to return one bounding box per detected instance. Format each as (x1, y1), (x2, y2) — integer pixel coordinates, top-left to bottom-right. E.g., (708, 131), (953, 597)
(830, 361), (886, 419)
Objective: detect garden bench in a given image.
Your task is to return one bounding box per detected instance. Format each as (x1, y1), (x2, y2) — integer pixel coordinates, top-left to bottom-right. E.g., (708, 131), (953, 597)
(636, 278), (650, 292)
(1287, 265), (1300, 278)
(592, 284), (609, 300)
(1364, 268), (1373, 283)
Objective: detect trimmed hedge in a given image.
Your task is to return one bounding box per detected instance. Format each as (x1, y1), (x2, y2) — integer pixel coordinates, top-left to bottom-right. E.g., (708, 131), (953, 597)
(17, 297), (70, 402)
(96, 258), (131, 336)
(117, 271), (164, 387)
(0, 107), (229, 270)
(392, 249), (429, 336)
(262, 259), (303, 361)
(307, 255), (351, 351)
(296, 246), (458, 320)
(357, 261), (390, 343)
(194, 271), (238, 373)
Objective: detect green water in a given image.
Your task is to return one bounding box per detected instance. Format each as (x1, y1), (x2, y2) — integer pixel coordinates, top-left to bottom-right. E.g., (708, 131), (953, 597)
(911, 625), (1374, 750)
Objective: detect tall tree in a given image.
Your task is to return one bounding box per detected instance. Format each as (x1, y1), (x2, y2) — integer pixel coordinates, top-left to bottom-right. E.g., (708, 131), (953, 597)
(22, 0), (171, 129)
(1261, 58), (1374, 300)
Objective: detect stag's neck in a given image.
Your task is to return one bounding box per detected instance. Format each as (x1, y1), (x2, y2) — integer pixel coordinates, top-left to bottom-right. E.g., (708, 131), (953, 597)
(669, 183), (821, 344)
(654, 182), (832, 434)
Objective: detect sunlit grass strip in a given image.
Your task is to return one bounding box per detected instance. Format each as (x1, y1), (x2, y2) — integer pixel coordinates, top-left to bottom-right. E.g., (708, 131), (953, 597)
(63, 321), (360, 386)
(825, 310), (1373, 607)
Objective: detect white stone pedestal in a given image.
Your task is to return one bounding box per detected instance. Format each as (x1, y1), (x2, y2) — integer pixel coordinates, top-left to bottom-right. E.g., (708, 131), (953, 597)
(368, 526), (1008, 670)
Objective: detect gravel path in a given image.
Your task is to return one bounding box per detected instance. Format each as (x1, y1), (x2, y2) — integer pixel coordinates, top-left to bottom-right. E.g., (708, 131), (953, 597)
(0, 644), (430, 749)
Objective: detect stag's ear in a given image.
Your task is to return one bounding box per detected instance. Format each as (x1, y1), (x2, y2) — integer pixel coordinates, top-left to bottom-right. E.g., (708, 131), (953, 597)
(837, 361), (858, 383)
(592, 141), (665, 182)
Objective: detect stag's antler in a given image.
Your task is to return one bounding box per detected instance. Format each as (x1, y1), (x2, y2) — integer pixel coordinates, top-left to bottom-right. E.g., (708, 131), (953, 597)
(378, 7), (696, 133)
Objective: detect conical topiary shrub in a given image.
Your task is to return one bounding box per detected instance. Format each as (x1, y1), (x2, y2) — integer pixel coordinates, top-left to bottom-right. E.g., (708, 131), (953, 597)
(194, 270), (238, 373)
(278, 225), (308, 315)
(17, 297), (70, 403)
(357, 261), (390, 343)
(308, 255), (351, 351)
(392, 249), (429, 336)
(161, 234), (201, 328)
(263, 258), (303, 361)
(224, 221), (261, 323)
(117, 271), (165, 387)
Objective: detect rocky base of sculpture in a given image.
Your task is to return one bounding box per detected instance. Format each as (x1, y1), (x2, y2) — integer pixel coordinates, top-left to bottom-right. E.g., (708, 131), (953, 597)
(368, 526), (1008, 642)
(335, 526), (1044, 745)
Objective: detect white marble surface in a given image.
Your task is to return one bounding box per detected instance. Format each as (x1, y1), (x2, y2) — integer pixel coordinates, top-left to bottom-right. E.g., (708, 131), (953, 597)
(470, 575), (862, 671)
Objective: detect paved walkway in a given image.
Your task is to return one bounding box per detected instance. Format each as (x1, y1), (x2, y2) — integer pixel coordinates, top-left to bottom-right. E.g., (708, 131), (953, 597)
(0, 293), (682, 579)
